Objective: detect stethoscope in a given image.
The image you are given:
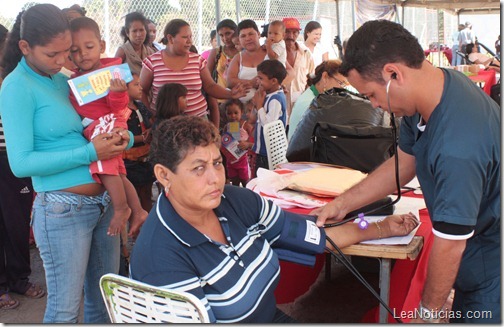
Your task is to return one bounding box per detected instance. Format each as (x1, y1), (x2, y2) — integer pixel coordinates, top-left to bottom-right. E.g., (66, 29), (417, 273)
(323, 74), (401, 229)
(322, 74), (405, 322)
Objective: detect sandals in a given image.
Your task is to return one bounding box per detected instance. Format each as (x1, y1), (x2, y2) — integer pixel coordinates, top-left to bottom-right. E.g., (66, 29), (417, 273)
(0, 293), (20, 310)
(22, 283), (46, 299)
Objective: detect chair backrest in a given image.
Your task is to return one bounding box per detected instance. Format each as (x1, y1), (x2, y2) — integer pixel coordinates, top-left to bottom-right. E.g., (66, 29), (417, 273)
(263, 120), (288, 170)
(99, 273), (210, 323)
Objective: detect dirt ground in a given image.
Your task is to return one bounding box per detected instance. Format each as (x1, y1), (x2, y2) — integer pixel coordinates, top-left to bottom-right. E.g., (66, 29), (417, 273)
(0, 246), (83, 323)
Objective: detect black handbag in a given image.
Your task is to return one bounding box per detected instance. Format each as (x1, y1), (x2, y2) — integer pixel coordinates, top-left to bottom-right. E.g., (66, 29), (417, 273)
(311, 122), (395, 174)
(286, 87), (384, 162)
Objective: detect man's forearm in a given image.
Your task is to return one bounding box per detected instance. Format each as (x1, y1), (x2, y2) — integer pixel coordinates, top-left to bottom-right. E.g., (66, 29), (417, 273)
(421, 237), (466, 310)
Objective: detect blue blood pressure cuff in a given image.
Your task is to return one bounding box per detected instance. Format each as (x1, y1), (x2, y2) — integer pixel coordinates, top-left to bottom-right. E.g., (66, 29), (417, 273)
(272, 214), (326, 267)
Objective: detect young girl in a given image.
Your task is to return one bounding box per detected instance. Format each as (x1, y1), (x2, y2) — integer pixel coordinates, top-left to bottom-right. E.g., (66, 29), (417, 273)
(123, 74), (154, 212)
(152, 83), (188, 131)
(120, 73), (154, 276)
(0, 4), (134, 322)
(222, 99), (253, 186)
(245, 105), (258, 179)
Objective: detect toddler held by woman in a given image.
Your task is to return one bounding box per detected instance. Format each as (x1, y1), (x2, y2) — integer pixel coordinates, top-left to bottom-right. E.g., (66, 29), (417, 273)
(68, 17), (147, 236)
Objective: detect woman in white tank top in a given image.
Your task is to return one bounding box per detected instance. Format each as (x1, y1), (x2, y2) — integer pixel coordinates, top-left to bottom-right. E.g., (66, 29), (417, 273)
(227, 20), (267, 104)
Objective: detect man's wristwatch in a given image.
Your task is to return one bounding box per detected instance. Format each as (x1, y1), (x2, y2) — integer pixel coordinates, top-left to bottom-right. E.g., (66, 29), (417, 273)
(418, 302), (440, 323)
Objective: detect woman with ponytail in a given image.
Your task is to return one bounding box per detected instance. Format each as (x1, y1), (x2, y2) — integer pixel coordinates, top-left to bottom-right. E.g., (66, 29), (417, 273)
(303, 21), (329, 67)
(0, 4), (136, 323)
(287, 60), (348, 139)
(286, 59), (383, 162)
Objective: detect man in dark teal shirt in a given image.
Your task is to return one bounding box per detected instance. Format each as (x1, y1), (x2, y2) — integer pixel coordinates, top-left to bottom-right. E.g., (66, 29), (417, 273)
(314, 20), (500, 323)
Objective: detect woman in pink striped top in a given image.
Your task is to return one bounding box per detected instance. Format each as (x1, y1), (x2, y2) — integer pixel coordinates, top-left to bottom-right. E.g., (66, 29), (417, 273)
(140, 19), (248, 118)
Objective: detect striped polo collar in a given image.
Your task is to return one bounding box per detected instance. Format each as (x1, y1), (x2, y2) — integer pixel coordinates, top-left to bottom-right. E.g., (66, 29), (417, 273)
(155, 193), (226, 247)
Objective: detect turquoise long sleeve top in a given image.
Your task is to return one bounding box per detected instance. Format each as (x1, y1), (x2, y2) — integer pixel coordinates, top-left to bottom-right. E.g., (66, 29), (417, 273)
(0, 57), (133, 192)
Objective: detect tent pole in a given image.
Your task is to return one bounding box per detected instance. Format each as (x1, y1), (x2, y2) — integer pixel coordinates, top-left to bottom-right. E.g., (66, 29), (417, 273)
(198, 0), (203, 51)
(351, 0), (356, 32)
(401, 3), (405, 25)
(265, 0), (271, 23)
(104, 0), (110, 56)
(235, 0), (241, 23)
(215, 0), (221, 46)
(313, 0), (319, 20)
(335, 0), (341, 36)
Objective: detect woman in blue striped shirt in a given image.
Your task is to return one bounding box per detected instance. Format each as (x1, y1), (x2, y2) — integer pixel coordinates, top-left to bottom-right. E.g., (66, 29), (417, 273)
(130, 115), (418, 323)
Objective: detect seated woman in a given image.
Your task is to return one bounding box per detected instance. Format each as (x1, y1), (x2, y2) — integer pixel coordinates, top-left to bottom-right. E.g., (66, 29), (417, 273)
(287, 61), (384, 162)
(129, 115), (418, 323)
(288, 60), (352, 141)
(466, 43), (500, 71)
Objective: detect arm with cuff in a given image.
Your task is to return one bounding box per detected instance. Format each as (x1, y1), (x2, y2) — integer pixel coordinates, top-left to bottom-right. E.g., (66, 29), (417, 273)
(267, 209), (417, 266)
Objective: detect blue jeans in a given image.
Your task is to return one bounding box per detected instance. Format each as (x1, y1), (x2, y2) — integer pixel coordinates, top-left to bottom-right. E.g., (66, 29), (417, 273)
(32, 191), (120, 323)
(451, 45), (461, 66)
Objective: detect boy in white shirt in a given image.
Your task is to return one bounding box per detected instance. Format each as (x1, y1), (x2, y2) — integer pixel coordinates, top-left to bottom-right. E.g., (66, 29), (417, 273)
(265, 20), (287, 67)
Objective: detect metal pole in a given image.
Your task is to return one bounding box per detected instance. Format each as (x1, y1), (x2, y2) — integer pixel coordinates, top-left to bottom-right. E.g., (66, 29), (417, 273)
(401, 3), (405, 25)
(335, 0), (340, 36)
(215, 0), (221, 46)
(313, 0), (319, 21)
(378, 259), (392, 323)
(265, 0), (271, 23)
(104, 0), (110, 56)
(235, 0), (241, 23)
(198, 0), (203, 50)
(351, 0), (356, 32)
(215, 0), (221, 26)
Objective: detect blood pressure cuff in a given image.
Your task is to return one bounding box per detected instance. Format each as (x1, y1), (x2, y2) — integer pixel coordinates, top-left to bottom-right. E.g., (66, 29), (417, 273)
(272, 214), (326, 267)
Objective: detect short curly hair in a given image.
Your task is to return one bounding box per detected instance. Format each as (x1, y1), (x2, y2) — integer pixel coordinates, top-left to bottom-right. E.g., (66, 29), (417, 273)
(149, 116), (221, 172)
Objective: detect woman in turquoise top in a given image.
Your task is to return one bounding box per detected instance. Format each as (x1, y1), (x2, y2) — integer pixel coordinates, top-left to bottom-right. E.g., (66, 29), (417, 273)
(0, 4), (139, 323)
(288, 60), (350, 140)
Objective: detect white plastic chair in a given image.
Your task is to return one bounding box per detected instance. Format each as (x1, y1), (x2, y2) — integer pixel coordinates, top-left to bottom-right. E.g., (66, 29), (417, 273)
(99, 273), (210, 323)
(263, 120), (288, 170)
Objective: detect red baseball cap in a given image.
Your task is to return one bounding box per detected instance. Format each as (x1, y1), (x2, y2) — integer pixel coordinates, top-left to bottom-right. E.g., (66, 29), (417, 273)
(283, 17), (301, 31)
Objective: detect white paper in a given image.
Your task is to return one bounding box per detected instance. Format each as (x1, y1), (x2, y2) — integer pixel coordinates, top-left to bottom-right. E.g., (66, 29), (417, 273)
(246, 173), (328, 209)
(394, 196), (427, 215)
(354, 214), (421, 245)
(353, 198), (426, 245)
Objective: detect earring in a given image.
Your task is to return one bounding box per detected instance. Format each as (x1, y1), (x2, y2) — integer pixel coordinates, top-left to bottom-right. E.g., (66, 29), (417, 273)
(164, 185), (170, 197)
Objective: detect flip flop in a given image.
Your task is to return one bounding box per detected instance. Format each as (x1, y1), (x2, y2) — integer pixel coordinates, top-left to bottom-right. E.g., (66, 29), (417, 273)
(22, 283), (46, 299)
(0, 293), (20, 310)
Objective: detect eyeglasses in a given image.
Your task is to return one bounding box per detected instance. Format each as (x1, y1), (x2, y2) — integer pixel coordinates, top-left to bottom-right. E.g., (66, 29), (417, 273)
(329, 75), (348, 88)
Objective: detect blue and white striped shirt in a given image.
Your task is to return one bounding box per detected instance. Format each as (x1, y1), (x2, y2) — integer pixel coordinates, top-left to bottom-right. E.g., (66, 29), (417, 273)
(130, 185), (325, 323)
